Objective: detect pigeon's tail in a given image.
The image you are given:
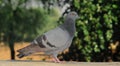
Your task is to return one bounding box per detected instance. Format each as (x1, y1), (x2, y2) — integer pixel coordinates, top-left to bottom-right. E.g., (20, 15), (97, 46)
(17, 53), (26, 58)
(17, 44), (42, 58)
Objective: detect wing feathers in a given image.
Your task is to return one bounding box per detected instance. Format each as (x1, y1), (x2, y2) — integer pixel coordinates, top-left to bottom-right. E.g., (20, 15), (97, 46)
(34, 35), (56, 48)
(42, 35), (56, 48)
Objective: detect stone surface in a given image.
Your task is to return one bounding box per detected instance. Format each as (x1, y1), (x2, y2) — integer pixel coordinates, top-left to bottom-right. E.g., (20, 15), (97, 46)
(0, 60), (119, 66)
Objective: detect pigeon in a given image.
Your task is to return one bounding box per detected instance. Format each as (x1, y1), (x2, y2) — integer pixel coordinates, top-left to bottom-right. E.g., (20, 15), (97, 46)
(17, 11), (79, 63)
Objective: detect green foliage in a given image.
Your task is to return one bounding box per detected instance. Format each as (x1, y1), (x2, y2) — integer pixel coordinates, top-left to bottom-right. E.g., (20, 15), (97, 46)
(60, 0), (120, 62)
(0, 0), (59, 42)
(0, 7), (45, 41)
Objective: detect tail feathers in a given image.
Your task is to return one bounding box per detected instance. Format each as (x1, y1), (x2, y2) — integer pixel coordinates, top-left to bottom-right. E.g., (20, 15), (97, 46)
(17, 53), (25, 58)
(17, 44), (49, 58)
(17, 51), (33, 58)
(17, 44), (40, 58)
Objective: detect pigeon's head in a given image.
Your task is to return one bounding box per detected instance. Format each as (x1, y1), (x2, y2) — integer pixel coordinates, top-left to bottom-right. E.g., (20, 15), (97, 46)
(66, 11), (79, 20)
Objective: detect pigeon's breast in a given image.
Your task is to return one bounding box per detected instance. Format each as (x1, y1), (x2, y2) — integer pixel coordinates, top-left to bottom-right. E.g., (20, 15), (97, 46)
(44, 27), (70, 48)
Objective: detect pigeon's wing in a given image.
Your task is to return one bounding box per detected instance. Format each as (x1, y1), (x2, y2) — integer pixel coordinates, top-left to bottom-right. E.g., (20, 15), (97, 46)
(42, 27), (71, 49)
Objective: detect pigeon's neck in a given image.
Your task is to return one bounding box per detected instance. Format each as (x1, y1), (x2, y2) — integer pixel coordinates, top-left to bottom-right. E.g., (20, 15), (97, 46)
(60, 18), (76, 37)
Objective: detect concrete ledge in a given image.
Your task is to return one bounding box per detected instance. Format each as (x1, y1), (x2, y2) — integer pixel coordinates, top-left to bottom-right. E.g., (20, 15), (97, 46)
(0, 60), (119, 66)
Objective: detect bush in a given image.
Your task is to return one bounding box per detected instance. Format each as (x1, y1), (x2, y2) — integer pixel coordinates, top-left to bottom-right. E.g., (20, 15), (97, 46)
(59, 0), (120, 62)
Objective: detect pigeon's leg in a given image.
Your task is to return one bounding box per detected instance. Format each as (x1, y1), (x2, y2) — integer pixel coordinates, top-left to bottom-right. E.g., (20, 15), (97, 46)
(52, 55), (61, 63)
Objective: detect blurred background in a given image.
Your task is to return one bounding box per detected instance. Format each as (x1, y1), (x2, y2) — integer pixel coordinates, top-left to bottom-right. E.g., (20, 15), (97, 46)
(0, 0), (120, 62)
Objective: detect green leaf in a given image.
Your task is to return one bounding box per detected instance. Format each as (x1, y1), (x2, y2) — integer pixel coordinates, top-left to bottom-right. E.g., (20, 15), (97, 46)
(74, 0), (80, 9)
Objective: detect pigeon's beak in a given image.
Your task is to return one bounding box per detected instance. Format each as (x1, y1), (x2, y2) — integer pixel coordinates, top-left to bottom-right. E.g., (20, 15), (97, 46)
(76, 15), (79, 19)
(75, 15), (80, 22)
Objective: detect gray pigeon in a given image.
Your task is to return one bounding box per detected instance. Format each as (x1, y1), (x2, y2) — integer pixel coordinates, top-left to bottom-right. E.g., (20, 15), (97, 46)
(17, 11), (78, 63)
